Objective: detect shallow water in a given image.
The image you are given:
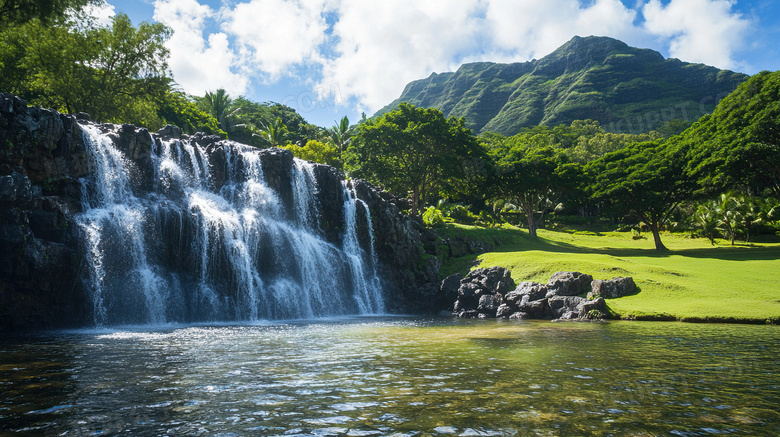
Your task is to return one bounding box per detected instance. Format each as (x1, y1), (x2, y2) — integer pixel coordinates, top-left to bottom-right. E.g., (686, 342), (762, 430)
(1, 318), (777, 436)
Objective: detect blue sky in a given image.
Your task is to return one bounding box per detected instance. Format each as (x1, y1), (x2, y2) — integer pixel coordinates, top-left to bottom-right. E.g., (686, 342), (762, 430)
(95, 0), (780, 128)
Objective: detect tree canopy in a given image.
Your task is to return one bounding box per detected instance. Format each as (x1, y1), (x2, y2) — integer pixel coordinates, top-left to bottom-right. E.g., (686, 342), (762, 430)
(588, 140), (696, 250)
(1, 11), (171, 127)
(346, 103), (486, 216)
(490, 141), (583, 238)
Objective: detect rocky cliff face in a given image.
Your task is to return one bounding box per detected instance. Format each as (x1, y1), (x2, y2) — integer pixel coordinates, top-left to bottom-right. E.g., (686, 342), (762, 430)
(0, 93), (440, 330)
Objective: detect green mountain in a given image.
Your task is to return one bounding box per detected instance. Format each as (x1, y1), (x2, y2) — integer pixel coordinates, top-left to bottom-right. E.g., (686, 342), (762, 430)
(376, 36), (749, 135)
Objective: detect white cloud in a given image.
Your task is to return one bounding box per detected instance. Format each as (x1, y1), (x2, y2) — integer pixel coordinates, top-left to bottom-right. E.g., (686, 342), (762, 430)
(153, 0), (248, 96)
(642, 0), (751, 69)
(319, 0), (648, 113)
(88, 1), (117, 27)
(221, 0), (331, 79)
(483, 0), (642, 60)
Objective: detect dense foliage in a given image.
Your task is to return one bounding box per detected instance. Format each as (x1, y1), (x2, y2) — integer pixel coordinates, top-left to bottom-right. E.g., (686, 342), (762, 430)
(346, 103), (487, 216)
(681, 71), (780, 197)
(357, 75), (780, 250)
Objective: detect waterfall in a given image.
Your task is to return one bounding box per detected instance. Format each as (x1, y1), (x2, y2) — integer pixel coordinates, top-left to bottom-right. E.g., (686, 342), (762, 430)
(76, 126), (384, 326)
(342, 181), (385, 314)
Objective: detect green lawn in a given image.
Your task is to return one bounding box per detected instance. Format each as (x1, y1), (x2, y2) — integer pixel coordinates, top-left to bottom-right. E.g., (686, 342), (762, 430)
(439, 224), (780, 323)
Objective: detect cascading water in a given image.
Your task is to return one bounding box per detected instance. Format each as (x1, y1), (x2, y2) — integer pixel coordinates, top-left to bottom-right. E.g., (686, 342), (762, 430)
(76, 125), (384, 326)
(342, 182), (385, 314)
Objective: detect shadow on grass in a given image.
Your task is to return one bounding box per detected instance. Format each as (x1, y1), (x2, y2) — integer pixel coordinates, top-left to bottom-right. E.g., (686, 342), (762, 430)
(440, 224), (780, 272)
(496, 233), (780, 262)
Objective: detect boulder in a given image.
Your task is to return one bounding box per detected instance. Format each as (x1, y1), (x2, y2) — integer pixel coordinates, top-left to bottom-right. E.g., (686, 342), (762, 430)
(578, 297), (608, 319)
(589, 277), (636, 299)
(506, 281), (548, 304)
(546, 271), (593, 298)
(496, 304), (515, 318)
(436, 273), (462, 311)
(477, 294), (502, 316)
(452, 266), (515, 317)
(518, 298), (549, 319)
(548, 296), (587, 319)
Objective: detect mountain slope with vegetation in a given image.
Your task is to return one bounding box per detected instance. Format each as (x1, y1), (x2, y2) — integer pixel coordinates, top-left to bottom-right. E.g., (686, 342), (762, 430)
(377, 36), (748, 135)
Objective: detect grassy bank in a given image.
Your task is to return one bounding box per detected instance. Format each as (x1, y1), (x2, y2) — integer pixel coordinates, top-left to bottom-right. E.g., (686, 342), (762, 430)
(439, 224), (780, 324)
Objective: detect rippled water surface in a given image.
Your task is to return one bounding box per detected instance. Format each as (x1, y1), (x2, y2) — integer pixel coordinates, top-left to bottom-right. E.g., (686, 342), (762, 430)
(1, 318), (778, 436)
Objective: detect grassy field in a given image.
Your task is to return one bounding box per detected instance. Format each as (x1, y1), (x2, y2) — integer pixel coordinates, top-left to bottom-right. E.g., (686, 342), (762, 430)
(439, 224), (780, 324)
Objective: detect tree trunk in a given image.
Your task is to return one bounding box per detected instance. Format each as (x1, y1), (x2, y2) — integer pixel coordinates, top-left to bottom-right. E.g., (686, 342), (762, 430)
(648, 222), (667, 250)
(524, 205), (538, 238)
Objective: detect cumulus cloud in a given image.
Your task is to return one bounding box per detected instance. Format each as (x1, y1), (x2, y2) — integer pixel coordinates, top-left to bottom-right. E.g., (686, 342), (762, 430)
(642, 0), (751, 70)
(153, 0), (248, 96)
(87, 1), (116, 27)
(483, 0), (642, 61)
(221, 0), (331, 80)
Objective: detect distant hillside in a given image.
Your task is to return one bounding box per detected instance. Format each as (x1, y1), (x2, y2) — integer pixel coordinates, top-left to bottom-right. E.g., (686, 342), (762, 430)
(376, 36), (749, 135)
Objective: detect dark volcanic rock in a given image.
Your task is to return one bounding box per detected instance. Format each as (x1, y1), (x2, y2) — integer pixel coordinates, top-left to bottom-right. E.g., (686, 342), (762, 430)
(443, 268), (627, 322)
(546, 271), (593, 298)
(452, 267), (515, 317)
(589, 277), (636, 299)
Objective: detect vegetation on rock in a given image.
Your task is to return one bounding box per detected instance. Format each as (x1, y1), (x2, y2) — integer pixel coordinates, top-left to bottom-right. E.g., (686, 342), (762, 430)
(377, 36), (747, 136)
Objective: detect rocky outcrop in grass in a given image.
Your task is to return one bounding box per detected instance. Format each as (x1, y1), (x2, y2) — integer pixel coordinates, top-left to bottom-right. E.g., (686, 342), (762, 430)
(448, 268), (636, 321)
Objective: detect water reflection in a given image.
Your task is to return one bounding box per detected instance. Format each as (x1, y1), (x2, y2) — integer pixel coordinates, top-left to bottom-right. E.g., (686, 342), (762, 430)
(1, 319), (778, 436)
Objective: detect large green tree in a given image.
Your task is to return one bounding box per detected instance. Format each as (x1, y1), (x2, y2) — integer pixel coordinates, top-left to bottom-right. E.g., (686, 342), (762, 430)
(588, 140), (696, 250)
(1, 12), (171, 126)
(491, 142), (583, 238)
(346, 103), (485, 216)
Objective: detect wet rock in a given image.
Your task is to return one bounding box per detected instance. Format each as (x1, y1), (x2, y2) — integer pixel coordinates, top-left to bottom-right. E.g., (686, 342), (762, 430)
(477, 294), (502, 316)
(452, 267), (515, 316)
(157, 124), (182, 139)
(496, 304), (514, 318)
(437, 273), (462, 311)
(506, 281), (548, 304)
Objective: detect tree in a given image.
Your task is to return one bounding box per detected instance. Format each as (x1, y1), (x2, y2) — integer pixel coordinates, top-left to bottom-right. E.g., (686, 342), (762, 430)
(588, 140), (696, 250)
(684, 71), (780, 197)
(258, 117), (290, 148)
(157, 90), (225, 136)
(327, 115), (353, 163)
(197, 89), (242, 134)
(491, 143), (583, 238)
(2, 12), (171, 127)
(346, 103), (485, 216)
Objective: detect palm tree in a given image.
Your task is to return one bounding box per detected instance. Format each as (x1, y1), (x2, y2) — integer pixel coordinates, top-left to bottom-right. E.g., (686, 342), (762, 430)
(327, 115), (354, 159)
(258, 117), (290, 148)
(694, 201), (720, 245)
(198, 89), (242, 134)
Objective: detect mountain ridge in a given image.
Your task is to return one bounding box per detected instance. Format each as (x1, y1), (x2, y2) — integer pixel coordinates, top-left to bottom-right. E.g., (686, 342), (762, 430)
(376, 36), (749, 135)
